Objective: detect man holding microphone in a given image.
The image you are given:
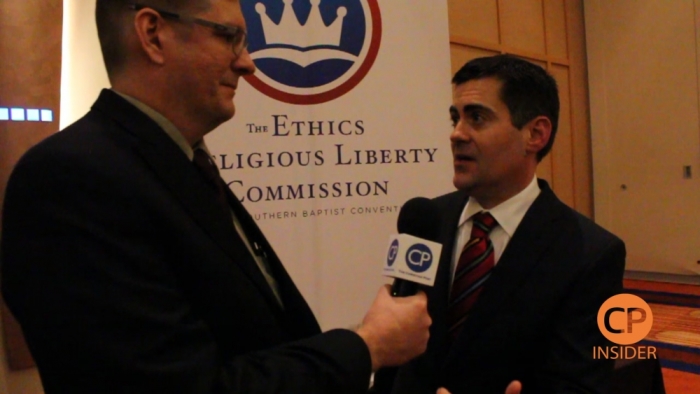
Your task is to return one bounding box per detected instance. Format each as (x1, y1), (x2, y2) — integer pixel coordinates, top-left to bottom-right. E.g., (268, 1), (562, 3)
(1, 1), (431, 392)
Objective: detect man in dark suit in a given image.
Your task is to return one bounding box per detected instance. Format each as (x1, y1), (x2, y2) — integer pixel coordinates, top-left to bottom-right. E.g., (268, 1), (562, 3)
(374, 55), (625, 394)
(0, 1), (431, 393)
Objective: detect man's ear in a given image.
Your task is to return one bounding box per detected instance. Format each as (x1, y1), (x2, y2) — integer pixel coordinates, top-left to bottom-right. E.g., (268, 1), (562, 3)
(524, 116), (552, 156)
(133, 9), (166, 65)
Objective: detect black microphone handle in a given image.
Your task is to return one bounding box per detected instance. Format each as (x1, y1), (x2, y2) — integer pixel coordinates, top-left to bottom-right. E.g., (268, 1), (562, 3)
(391, 278), (419, 297)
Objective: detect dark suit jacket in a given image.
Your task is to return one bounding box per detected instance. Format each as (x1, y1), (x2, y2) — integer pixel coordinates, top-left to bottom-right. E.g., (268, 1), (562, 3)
(1, 90), (371, 393)
(375, 180), (625, 394)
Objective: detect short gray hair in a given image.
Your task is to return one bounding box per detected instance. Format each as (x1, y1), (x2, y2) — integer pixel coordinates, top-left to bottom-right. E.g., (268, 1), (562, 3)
(95, 0), (211, 77)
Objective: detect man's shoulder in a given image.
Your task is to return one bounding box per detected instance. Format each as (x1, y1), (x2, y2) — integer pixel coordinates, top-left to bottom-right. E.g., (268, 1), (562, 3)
(571, 208), (625, 251)
(8, 108), (142, 197)
(544, 192), (625, 257)
(431, 189), (466, 211)
(17, 112), (115, 165)
(23, 90), (145, 163)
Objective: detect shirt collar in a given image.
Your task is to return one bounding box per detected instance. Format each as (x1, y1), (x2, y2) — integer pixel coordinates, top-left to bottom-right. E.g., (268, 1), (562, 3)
(458, 176), (540, 237)
(113, 90), (199, 161)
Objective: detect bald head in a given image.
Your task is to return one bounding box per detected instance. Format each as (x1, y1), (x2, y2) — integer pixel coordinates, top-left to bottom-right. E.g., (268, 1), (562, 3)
(95, 0), (211, 79)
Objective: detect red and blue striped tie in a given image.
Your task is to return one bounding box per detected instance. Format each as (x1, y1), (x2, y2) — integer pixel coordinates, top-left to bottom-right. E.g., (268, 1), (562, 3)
(447, 211), (498, 341)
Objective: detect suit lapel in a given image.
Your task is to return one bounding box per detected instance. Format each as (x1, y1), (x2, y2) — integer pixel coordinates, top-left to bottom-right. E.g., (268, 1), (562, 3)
(91, 90), (283, 310)
(433, 191), (469, 306)
(446, 180), (567, 359)
(222, 179), (322, 336)
(429, 191), (469, 359)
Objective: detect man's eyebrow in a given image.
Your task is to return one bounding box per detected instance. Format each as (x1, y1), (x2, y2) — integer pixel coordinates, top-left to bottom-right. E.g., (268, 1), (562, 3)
(450, 103), (495, 118)
(219, 21), (245, 32)
(208, 21), (244, 34)
(461, 103), (492, 114)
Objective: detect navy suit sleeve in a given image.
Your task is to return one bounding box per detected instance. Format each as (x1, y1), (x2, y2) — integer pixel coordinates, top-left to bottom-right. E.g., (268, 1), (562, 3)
(1, 138), (371, 393)
(536, 230), (626, 393)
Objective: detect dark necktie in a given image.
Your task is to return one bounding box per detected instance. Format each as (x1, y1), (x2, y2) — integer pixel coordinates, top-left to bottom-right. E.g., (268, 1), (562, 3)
(192, 149), (231, 215)
(447, 211), (498, 341)
(192, 148), (284, 306)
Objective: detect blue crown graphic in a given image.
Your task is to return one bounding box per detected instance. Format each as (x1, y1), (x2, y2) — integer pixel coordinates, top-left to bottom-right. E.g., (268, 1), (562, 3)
(251, 0), (356, 68)
(256, 0), (347, 47)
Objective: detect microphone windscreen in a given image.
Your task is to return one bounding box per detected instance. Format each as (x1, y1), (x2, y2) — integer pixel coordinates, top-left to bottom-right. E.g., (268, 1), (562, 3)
(397, 197), (442, 242)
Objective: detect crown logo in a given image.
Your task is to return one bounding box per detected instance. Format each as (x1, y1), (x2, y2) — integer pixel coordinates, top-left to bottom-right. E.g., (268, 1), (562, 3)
(255, 0), (347, 48)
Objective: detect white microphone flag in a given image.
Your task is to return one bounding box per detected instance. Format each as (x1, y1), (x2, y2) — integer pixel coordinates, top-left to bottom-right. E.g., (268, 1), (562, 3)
(383, 234), (441, 286)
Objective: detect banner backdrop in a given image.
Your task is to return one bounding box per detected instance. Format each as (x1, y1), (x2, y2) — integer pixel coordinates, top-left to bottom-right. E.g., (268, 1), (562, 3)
(61, 0), (454, 330)
(207, 0), (454, 328)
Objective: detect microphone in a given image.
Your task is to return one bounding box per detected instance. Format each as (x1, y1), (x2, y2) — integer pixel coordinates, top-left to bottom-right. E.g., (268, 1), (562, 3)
(384, 197), (443, 297)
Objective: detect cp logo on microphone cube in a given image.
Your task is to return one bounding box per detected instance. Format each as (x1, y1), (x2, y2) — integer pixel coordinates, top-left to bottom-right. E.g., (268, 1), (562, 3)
(593, 294), (657, 360)
(405, 244), (433, 273)
(386, 239), (399, 267)
(383, 234), (441, 286)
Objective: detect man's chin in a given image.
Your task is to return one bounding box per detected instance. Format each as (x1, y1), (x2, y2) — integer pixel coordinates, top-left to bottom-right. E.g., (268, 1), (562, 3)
(453, 174), (475, 191)
(219, 103), (236, 122)
(206, 106), (236, 130)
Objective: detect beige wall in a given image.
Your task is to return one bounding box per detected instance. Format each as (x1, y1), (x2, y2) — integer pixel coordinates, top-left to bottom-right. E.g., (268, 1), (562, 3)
(448, 0), (593, 217)
(586, 0), (700, 278)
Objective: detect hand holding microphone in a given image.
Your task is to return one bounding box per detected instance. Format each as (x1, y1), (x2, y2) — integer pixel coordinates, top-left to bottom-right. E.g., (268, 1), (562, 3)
(385, 197), (443, 296)
(356, 285), (430, 371)
(355, 197), (442, 371)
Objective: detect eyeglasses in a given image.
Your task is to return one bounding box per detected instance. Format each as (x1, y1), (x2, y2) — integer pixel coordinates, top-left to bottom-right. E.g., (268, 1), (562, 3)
(128, 3), (249, 57)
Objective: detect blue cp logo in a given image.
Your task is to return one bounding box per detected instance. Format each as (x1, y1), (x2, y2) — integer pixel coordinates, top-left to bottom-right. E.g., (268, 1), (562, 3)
(405, 244), (432, 273)
(241, 0), (382, 105)
(387, 239), (399, 267)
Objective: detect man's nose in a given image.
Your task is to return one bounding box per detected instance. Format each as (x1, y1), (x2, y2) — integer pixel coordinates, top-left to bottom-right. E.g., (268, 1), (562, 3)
(233, 48), (256, 75)
(450, 122), (470, 143)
